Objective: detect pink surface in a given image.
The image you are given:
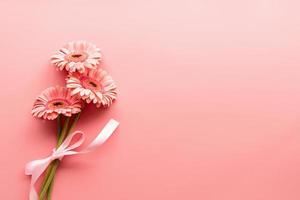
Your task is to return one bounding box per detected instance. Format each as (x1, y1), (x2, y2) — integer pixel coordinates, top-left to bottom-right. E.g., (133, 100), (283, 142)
(1, 1), (300, 199)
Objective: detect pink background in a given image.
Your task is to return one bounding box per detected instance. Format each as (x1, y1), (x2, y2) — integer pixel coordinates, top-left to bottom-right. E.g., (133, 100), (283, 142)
(1, 0), (300, 199)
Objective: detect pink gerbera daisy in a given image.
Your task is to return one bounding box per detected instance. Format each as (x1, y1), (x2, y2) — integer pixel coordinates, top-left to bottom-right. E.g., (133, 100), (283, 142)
(32, 86), (82, 120)
(51, 41), (102, 73)
(66, 68), (117, 107)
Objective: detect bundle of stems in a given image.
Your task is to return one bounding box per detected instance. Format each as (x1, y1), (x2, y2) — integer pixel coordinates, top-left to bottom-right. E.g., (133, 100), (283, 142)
(38, 113), (81, 200)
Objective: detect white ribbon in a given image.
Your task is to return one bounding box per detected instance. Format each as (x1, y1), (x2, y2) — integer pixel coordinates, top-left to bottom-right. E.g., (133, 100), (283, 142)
(25, 119), (119, 200)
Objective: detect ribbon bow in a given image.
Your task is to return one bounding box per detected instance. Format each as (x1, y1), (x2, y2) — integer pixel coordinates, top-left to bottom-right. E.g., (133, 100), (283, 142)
(25, 119), (119, 200)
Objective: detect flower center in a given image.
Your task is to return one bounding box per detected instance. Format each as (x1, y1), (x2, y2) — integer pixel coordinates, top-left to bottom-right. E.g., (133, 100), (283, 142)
(88, 81), (98, 88)
(81, 77), (101, 90)
(66, 52), (88, 62)
(53, 102), (63, 106)
(47, 99), (68, 109)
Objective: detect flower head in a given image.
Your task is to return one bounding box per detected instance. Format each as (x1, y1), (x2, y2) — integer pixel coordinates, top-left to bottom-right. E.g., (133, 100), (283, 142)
(51, 41), (102, 73)
(66, 68), (117, 107)
(32, 86), (82, 120)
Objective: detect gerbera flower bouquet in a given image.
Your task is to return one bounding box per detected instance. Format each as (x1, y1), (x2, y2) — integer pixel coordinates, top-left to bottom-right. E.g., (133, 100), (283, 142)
(26, 41), (119, 200)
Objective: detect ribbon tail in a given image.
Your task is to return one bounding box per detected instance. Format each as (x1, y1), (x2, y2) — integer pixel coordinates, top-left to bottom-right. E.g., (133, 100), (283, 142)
(85, 119), (119, 152)
(29, 185), (38, 200)
(25, 157), (52, 200)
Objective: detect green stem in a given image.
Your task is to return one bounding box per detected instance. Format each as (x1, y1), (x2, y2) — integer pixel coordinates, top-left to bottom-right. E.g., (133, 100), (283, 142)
(45, 159), (60, 200)
(46, 113), (81, 199)
(68, 112), (81, 133)
(57, 115), (62, 138)
(38, 116), (62, 200)
(47, 115), (62, 199)
(57, 117), (70, 146)
(38, 163), (53, 200)
(38, 160), (59, 200)
(47, 178), (54, 200)
(39, 117), (70, 200)
(39, 113), (81, 200)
